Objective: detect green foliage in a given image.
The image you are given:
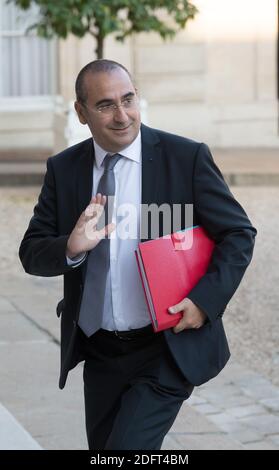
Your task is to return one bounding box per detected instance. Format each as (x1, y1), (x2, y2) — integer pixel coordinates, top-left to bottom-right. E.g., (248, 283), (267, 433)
(8, 0), (198, 57)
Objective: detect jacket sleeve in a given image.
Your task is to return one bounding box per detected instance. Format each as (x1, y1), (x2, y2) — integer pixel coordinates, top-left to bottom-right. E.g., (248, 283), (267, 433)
(187, 143), (257, 323)
(19, 158), (75, 277)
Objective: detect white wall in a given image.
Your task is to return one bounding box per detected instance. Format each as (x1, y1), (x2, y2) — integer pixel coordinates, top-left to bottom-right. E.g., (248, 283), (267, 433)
(1, 0), (278, 153)
(130, 0), (279, 147)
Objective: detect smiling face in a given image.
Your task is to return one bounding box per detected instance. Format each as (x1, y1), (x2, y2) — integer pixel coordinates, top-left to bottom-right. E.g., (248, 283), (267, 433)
(74, 68), (141, 153)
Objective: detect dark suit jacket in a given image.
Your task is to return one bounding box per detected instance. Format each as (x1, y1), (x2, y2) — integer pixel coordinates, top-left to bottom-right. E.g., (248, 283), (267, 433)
(19, 124), (256, 389)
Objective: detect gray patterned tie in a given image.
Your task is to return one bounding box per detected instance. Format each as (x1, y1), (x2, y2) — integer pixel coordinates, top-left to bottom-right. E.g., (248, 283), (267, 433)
(78, 153), (122, 337)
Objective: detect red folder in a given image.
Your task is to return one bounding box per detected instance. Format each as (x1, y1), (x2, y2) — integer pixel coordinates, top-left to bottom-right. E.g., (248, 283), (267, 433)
(135, 226), (215, 332)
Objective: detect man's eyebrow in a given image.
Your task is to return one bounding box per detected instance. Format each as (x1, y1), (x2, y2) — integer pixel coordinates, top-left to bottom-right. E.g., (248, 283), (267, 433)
(95, 92), (135, 108)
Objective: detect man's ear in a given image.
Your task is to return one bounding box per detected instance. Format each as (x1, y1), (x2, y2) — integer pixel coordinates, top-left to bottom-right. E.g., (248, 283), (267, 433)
(74, 101), (87, 125)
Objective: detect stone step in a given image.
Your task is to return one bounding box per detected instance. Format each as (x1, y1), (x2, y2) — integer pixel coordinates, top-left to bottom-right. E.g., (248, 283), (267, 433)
(1, 168), (277, 186)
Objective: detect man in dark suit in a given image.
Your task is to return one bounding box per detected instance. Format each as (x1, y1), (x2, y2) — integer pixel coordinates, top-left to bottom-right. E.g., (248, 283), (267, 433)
(19, 59), (256, 450)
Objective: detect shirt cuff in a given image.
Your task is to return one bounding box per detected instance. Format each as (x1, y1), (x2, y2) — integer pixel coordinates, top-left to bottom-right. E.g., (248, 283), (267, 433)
(66, 252), (87, 268)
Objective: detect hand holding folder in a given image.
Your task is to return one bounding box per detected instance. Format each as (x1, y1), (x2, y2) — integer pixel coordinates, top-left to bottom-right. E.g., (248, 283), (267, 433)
(135, 226), (215, 332)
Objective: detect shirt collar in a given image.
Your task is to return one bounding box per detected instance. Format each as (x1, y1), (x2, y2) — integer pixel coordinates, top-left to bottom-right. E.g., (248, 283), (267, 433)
(93, 130), (141, 169)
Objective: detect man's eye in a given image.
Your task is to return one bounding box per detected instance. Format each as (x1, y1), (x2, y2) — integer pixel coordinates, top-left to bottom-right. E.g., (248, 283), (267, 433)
(98, 104), (113, 111)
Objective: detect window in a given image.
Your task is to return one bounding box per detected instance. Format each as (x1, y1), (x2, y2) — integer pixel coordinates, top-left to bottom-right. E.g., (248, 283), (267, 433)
(0, 0), (57, 97)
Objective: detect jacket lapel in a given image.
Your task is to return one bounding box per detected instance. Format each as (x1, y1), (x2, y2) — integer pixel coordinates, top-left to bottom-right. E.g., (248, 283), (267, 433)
(141, 124), (161, 206)
(75, 138), (94, 281)
(140, 124), (162, 241)
(76, 138), (94, 217)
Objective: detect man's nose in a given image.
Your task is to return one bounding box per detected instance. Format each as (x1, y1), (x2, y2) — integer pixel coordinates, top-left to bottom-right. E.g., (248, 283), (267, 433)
(113, 105), (129, 123)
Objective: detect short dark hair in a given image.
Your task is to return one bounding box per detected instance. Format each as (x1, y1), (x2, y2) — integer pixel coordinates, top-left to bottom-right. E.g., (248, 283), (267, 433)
(75, 59), (132, 104)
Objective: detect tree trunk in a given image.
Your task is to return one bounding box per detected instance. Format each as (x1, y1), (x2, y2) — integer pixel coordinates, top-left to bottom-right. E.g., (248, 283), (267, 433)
(96, 34), (104, 59)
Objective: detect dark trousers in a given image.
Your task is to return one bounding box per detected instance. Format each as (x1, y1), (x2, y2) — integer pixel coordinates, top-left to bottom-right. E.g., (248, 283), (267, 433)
(79, 326), (194, 450)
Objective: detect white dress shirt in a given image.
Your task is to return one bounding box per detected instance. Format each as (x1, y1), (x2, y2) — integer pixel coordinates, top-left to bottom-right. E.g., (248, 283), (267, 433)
(68, 131), (151, 331)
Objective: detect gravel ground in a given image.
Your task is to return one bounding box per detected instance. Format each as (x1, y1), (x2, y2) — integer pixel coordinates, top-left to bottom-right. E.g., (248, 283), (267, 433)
(0, 185), (278, 386)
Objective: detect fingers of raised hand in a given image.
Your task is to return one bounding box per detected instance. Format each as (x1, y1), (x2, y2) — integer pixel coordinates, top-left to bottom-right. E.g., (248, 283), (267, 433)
(85, 194), (106, 219)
